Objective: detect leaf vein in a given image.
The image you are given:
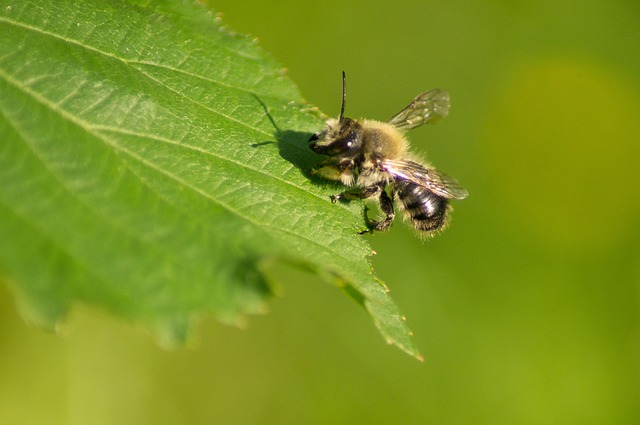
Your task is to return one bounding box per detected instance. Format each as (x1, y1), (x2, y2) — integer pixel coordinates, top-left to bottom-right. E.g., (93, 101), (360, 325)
(0, 16), (285, 100)
(1, 68), (363, 272)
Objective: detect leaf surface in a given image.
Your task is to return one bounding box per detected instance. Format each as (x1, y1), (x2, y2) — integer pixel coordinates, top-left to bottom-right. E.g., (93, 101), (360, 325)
(0, 0), (420, 358)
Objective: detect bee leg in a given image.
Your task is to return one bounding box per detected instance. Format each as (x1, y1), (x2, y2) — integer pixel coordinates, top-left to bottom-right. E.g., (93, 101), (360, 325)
(365, 189), (395, 232)
(311, 159), (354, 182)
(310, 164), (343, 181)
(331, 185), (380, 203)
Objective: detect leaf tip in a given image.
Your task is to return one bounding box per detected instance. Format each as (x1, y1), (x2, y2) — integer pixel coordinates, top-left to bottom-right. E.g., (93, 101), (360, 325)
(150, 316), (194, 349)
(7, 286), (69, 334)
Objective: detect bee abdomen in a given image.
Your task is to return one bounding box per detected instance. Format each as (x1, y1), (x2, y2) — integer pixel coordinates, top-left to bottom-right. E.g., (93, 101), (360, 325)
(396, 181), (450, 232)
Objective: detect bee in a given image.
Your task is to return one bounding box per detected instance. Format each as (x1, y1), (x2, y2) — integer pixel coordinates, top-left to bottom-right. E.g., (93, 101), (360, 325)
(309, 72), (468, 236)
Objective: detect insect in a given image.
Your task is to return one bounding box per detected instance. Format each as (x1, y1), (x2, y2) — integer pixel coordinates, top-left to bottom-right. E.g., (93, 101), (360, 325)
(309, 72), (468, 236)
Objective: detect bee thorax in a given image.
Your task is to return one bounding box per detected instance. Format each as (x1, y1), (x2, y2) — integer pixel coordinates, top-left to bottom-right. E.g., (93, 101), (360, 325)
(361, 120), (408, 161)
(356, 162), (390, 188)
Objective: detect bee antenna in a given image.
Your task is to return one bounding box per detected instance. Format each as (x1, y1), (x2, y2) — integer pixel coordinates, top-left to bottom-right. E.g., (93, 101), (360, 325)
(339, 70), (347, 122)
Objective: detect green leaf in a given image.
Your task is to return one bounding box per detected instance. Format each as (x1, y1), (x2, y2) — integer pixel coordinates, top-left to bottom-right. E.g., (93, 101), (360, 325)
(0, 0), (420, 358)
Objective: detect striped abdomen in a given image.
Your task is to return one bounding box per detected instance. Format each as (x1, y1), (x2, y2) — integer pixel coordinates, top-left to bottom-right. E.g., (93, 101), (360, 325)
(395, 180), (450, 233)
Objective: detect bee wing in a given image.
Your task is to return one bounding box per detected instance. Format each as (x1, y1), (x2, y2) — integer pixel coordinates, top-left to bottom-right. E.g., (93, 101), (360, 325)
(383, 159), (468, 200)
(386, 89), (450, 130)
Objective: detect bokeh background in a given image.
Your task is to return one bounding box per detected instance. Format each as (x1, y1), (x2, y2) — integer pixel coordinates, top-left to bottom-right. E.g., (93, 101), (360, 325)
(2, 0), (639, 423)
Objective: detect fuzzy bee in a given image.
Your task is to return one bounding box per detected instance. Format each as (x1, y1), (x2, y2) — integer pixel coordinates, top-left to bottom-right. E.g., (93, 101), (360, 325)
(309, 72), (468, 236)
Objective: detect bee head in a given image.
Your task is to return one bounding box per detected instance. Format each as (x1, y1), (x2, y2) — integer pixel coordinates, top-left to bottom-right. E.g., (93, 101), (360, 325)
(309, 117), (363, 157)
(309, 71), (362, 158)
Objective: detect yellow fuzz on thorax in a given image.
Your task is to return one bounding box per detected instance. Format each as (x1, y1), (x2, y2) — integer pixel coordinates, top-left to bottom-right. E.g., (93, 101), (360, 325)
(360, 119), (409, 161)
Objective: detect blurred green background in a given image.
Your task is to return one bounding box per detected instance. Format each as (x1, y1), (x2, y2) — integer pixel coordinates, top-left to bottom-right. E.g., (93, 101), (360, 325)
(2, 0), (639, 423)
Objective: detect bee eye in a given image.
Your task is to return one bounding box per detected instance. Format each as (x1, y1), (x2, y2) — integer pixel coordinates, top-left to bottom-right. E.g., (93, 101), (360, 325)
(324, 136), (360, 156)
